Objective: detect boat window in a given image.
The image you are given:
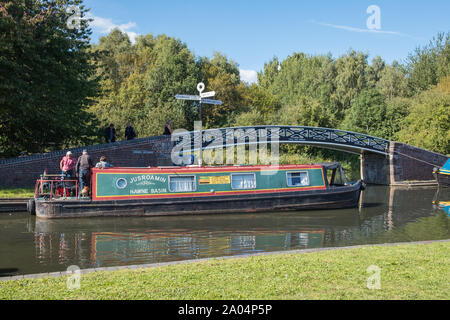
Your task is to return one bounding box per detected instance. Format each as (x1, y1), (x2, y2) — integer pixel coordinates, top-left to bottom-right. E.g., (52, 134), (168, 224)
(332, 169), (345, 185)
(287, 172), (310, 187)
(169, 176), (196, 192)
(231, 173), (256, 190)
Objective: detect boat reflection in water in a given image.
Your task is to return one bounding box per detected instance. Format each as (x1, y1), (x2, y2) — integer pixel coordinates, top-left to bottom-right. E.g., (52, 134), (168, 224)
(25, 186), (448, 272)
(433, 187), (450, 216)
(32, 211), (361, 268)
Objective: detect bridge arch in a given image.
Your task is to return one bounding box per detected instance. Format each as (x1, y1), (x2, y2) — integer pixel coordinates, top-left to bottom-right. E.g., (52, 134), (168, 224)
(172, 126), (390, 156)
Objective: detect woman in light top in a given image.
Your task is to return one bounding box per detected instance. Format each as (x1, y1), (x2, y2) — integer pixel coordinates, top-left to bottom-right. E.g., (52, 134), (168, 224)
(95, 156), (114, 169)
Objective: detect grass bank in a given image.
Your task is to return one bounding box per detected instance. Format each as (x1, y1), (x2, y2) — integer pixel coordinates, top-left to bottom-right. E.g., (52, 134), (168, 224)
(1, 242), (448, 300)
(0, 188), (34, 199)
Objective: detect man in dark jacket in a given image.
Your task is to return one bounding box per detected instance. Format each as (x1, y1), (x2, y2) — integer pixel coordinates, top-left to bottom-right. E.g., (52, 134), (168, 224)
(163, 120), (173, 135)
(105, 124), (116, 143)
(125, 123), (137, 140)
(76, 150), (94, 195)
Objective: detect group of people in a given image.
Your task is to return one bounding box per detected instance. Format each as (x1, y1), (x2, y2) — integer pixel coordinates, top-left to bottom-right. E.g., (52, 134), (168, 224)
(105, 123), (137, 143)
(59, 150), (113, 197)
(104, 120), (173, 144)
(58, 120), (174, 197)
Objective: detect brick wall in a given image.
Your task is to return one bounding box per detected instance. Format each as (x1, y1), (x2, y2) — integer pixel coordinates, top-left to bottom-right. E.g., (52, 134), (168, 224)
(353, 141), (447, 185)
(0, 136), (173, 188)
(360, 152), (390, 185)
(390, 142), (448, 183)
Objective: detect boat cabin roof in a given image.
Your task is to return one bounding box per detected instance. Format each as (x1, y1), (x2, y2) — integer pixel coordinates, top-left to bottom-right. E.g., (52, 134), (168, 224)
(311, 162), (343, 170)
(442, 159), (450, 171)
(93, 163), (338, 172)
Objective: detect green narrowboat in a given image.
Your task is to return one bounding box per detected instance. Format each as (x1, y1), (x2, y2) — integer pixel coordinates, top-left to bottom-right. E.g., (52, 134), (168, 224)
(32, 163), (364, 219)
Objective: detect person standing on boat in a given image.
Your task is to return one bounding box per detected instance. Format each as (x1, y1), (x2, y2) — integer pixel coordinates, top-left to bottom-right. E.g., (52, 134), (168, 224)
(105, 124), (116, 143)
(60, 151), (76, 178)
(76, 150), (94, 193)
(125, 123), (137, 140)
(95, 156), (114, 169)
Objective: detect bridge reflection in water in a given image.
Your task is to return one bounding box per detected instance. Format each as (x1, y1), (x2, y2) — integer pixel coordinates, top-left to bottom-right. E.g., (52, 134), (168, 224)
(17, 186), (448, 275)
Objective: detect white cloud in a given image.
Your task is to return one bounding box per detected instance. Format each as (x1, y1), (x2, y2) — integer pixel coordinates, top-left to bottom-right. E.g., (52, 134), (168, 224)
(86, 13), (139, 43)
(240, 69), (258, 84)
(311, 20), (423, 40)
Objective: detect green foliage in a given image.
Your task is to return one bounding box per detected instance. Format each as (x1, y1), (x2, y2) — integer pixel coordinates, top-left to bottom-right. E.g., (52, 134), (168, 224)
(258, 53), (338, 122)
(257, 51), (391, 128)
(199, 53), (246, 128)
(376, 61), (409, 99)
(233, 109), (266, 127)
(331, 51), (375, 120)
(396, 85), (450, 154)
(405, 32), (450, 94)
(90, 36), (247, 135)
(90, 31), (200, 137)
(341, 88), (412, 141)
(277, 96), (335, 128)
(341, 89), (387, 138)
(0, 0), (99, 157)
(383, 97), (411, 140)
(0, 187), (34, 198)
(232, 84), (281, 126)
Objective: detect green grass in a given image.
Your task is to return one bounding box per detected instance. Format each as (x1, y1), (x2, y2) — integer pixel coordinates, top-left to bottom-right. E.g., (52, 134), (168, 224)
(0, 188), (34, 199)
(1, 242), (449, 300)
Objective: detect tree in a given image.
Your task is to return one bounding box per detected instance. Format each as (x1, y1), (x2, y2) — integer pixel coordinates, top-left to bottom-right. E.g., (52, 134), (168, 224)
(198, 53), (246, 128)
(332, 51), (371, 120)
(90, 32), (200, 137)
(383, 97), (410, 140)
(405, 32), (450, 94)
(376, 61), (409, 100)
(276, 96), (334, 129)
(366, 56), (386, 88)
(341, 89), (387, 138)
(258, 53), (336, 108)
(239, 84), (281, 123)
(396, 84), (450, 155)
(0, 0), (99, 158)
(233, 109), (266, 127)
(257, 57), (280, 90)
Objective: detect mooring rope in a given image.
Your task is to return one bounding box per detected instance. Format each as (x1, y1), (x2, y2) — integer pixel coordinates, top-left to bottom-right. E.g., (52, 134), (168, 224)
(393, 150), (447, 168)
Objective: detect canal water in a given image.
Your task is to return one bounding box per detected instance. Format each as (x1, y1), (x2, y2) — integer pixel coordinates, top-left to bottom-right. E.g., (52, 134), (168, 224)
(0, 186), (449, 277)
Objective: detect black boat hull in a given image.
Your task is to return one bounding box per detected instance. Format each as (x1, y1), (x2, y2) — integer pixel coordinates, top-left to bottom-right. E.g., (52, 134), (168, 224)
(35, 181), (363, 219)
(434, 172), (450, 188)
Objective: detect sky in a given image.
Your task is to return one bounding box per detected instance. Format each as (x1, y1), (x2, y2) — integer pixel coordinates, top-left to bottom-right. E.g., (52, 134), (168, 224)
(82, 0), (450, 84)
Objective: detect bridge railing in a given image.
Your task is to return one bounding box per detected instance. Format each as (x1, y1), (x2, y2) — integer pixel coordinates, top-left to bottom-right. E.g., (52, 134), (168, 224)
(172, 126), (390, 155)
(0, 126), (390, 167)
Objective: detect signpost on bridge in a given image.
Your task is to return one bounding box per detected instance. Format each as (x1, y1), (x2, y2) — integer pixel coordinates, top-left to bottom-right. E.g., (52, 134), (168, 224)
(175, 83), (223, 166)
(175, 82), (222, 122)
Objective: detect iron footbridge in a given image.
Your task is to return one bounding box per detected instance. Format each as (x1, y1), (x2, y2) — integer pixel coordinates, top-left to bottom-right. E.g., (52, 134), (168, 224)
(172, 126), (390, 156)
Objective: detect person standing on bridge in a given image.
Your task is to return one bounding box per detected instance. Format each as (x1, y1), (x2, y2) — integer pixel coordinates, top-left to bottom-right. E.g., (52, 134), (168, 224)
(125, 122), (137, 140)
(163, 120), (173, 136)
(76, 150), (94, 195)
(105, 124), (116, 143)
